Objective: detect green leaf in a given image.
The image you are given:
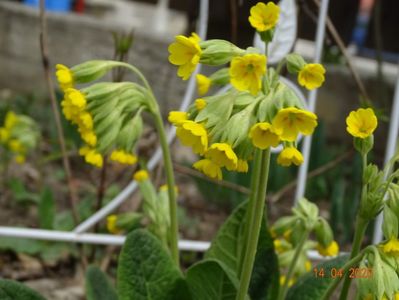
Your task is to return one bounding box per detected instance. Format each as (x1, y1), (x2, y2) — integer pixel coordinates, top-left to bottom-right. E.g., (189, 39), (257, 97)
(286, 255), (348, 300)
(0, 279), (46, 300)
(206, 201), (279, 300)
(86, 265), (117, 300)
(186, 259), (240, 300)
(38, 187), (55, 229)
(117, 229), (188, 300)
(0, 237), (43, 255)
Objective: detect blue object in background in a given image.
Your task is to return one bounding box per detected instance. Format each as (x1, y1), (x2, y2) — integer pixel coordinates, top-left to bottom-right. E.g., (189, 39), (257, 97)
(23, 0), (73, 12)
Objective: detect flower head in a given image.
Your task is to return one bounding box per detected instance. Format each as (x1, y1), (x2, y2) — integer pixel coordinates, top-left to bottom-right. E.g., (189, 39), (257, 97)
(168, 33), (201, 80)
(110, 150), (137, 165)
(236, 159), (249, 173)
(317, 240), (339, 257)
(168, 111), (189, 126)
(206, 143), (238, 171)
(272, 107), (318, 142)
(176, 120), (208, 155)
(80, 129), (97, 147)
(56, 64), (74, 91)
(193, 159), (223, 180)
(382, 238), (399, 256)
(249, 2), (280, 32)
(277, 147), (304, 167)
(298, 63), (326, 90)
(134, 170), (149, 182)
(83, 148), (103, 168)
(4, 111), (18, 129)
(249, 122), (281, 149)
(196, 74), (212, 95)
(229, 54), (266, 95)
(195, 98), (207, 111)
(106, 215), (122, 234)
(346, 108), (377, 139)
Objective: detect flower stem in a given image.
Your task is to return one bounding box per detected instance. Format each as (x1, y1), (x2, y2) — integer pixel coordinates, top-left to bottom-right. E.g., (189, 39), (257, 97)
(153, 110), (180, 267)
(338, 153), (369, 300)
(236, 149), (271, 300)
(238, 149), (262, 275)
(277, 229), (310, 300)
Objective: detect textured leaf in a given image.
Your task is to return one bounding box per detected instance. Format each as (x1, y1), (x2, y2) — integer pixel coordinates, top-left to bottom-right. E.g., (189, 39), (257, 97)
(286, 255), (348, 300)
(86, 265), (117, 300)
(206, 202), (279, 300)
(0, 279), (46, 300)
(253, 0), (297, 64)
(186, 259), (239, 300)
(38, 187), (55, 229)
(117, 229), (187, 300)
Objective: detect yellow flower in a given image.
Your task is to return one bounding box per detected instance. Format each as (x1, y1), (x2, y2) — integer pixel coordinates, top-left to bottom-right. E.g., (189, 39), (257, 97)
(4, 111), (18, 129)
(8, 139), (25, 153)
(206, 143), (238, 171)
(272, 107), (318, 142)
(80, 129), (97, 147)
(196, 74), (212, 95)
(346, 108), (378, 139)
(283, 229), (292, 240)
(382, 238), (399, 255)
(279, 275), (295, 287)
(193, 159), (223, 180)
(65, 88), (86, 110)
(236, 159), (249, 173)
(168, 33), (201, 80)
(77, 112), (93, 131)
(0, 128), (10, 143)
(110, 150), (137, 165)
(14, 154), (26, 164)
(395, 292), (399, 300)
(317, 241), (339, 257)
(305, 260), (312, 272)
(134, 170), (149, 182)
(277, 147), (304, 167)
(229, 53), (266, 95)
(84, 149), (103, 168)
(176, 120), (208, 155)
(195, 98), (207, 111)
(249, 2), (280, 32)
(106, 215), (122, 234)
(56, 64), (74, 91)
(168, 111), (189, 126)
(249, 122), (281, 149)
(298, 63), (326, 90)
(78, 145), (91, 156)
(273, 239), (284, 253)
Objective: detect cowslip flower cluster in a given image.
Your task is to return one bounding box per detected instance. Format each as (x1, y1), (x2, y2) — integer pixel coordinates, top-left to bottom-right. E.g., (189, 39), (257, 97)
(0, 111), (39, 164)
(56, 62), (148, 168)
(168, 2), (324, 180)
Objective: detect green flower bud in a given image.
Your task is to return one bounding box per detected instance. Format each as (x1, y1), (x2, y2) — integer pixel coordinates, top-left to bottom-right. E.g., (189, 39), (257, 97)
(115, 112), (143, 151)
(354, 135), (374, 155)
(382, 205), (398, 240)
(259, 28), (275, 43)
(286, 53), (306, 74)
(293, 198), (319, 229)
(272, 216), (298, 236)
(71, 60), (124, 84)
(209, 68), (230, 85)
(200, 40), (245, 65)
(314, 218), (334, 248)
(114, 212), (143, 231)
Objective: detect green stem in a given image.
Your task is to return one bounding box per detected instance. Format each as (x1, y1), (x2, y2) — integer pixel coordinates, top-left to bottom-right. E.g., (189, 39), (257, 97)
(153, 111), (179, 267)
(322, 246), (372, 300)
(119, 61), (180, 266)
(277, 229), (310, 300)
(238, 149), (262, 275)
(338, 153), (369, 300)
(236, 149), (271, 300)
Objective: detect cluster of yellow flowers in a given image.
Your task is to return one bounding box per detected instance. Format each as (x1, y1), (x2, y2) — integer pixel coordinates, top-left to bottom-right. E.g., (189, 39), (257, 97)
(167, 2), (326, 180)
(0, 111), (39, 164)
(55, 63), (143, 169)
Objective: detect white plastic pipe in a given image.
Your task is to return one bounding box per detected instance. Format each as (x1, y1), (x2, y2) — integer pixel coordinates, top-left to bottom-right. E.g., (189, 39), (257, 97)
(372, 64), (399, 244)
(73, 0), (209, 233)
(295, 0), (330, 203)
(0, 226), (333, 260)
